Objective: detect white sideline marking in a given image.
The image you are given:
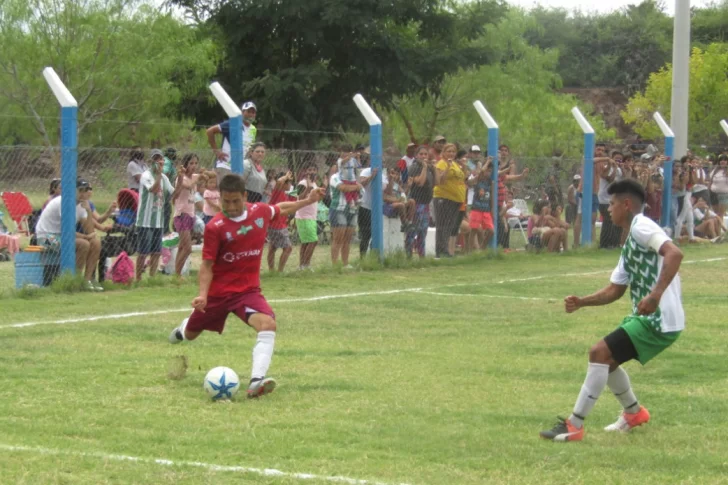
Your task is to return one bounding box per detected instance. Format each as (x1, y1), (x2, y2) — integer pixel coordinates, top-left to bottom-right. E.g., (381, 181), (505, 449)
(0, 443), (411, 485)
(0, 288), (423, 329)
(416, 291), (548, 301)
(2, 256), (724, 330)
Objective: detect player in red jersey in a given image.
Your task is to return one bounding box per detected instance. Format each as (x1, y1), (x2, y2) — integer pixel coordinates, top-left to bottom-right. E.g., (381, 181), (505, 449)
(168, 173), (324, 398)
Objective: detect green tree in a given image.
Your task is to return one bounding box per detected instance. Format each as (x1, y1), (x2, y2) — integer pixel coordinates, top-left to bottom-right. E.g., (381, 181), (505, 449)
(621, 44), (728, 147)
(526, 1), (672, 94)
(692, 1), (728, 47)
(0, 0), (218, 147)
(379, 10), (614, 157)
(170, 0), (505, 148)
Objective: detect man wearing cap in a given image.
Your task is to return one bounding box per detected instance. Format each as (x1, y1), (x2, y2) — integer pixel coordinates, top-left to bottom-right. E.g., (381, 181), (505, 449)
(207, 101), (258, 184)
(430, 136), (446, 163)
(35, 179), (103, 291)
(136, 149), (175, 281)
(397, 143), (417, 186)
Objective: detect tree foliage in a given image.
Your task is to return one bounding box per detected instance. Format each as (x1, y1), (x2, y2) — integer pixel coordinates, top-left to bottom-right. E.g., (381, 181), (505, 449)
(379, 10), (615, 157)
(525, 1), (673, 94)
(170, 0), (506, 147)
(0, 0), (218, 147)
(621, 44), (728, 147)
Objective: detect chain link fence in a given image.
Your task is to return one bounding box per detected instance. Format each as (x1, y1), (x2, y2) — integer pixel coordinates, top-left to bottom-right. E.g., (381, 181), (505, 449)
(1, 130), (725, 290)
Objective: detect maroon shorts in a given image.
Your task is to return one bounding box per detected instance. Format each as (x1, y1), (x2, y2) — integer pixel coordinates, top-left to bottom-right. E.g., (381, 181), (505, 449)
(186, 290), (275, 334)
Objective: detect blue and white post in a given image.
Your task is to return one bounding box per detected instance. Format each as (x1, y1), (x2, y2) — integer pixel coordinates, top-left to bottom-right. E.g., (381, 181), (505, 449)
(721, 120), (728, 139)
(209, 82), (243, 175)
(571, 107), (595, 246)
(43, 67), (78, 275)
(653, 112), (675, 227)
(353, 94), (384, 262)
(473, 101), (499, 250)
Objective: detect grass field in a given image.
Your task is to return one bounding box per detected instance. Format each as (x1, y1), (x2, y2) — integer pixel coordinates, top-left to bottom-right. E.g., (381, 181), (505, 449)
(1, 246), (727, 484)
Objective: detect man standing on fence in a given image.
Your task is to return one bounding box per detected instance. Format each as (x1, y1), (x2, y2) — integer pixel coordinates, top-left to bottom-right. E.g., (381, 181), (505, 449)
(207, 101), (257, 183)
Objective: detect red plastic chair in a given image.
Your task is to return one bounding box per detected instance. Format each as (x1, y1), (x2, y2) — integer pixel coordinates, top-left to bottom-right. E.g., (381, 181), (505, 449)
(0, 192), (34, 234)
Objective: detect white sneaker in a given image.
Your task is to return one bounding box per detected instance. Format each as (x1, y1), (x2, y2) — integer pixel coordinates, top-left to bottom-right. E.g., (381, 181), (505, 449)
(168, 318), (188, 344)
(604, 415), (630, 432)
(247, 377), (277, 398)
(344, 264), (354, 270)
(86, 280), (103, 292)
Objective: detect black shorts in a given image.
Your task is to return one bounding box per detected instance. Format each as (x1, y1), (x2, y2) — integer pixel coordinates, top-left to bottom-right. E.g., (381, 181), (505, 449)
(137, 227), (163, 255)
(604, 327), (639, 365)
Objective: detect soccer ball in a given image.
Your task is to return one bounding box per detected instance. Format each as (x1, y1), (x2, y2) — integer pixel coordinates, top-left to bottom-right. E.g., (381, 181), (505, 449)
(203, 366), (240, 401)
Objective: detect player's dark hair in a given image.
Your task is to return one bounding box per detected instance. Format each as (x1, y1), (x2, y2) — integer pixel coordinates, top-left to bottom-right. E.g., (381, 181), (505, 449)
(607, 179), (646, 205)
(219, 174), (247, 195)
(339, 144), (353, 153)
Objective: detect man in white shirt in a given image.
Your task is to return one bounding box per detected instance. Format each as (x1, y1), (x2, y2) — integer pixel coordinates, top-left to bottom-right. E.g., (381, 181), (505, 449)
(126, 147), (148, 192)
(357, 162), (383, 257)
(541, 179), (684, 442)
(207, 101), (257, 184)
(35, 179), (103, 291)
(136, 149), (175, 281)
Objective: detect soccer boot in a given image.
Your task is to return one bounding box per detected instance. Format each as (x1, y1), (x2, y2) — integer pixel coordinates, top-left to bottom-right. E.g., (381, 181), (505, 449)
(540, 417), (584, 442)
(168, 318), (188, 344)
(604, 405), (650, 432)
(247, 377), (277, 398)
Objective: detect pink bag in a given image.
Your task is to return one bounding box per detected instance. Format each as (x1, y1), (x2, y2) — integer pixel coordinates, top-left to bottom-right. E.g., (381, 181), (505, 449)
(110, 251), (135, 285)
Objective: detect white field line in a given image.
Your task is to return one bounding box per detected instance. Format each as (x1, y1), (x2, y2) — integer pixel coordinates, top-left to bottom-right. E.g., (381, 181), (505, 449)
(2, 256), (724, 330)
(0, 443), (411, 485)
(416, 291), (548, 301)
(0, 288), (423, 329)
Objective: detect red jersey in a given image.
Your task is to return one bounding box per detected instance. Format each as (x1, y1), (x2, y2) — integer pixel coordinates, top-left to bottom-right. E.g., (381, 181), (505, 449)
(203, 202), (282, 296)
(268, 189), (294, 229)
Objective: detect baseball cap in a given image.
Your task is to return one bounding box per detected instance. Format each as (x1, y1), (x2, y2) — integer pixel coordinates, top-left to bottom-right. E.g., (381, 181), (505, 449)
(433, 135), (446, 142)
(573, 174), (582, 180)
(471, 145), (481, 152)
(406, 142), (416, 148)
(150, 148), (165, 160)
(241, 101), (257, 111)
(76, 178), (91, 190)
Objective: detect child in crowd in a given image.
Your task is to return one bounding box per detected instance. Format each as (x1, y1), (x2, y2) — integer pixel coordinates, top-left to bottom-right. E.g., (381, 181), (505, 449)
(337, 145), (361, 210)
(383, 167), (414, 229)
(193, 172), (208, 242)
(263, 168), (277, 203)
(467, 161), (494, 250)
(267, 171), (296, 272)
(202, 171), (220, 225)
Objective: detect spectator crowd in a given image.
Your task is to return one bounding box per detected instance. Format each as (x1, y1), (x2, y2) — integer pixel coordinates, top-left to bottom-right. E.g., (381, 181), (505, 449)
(20, 100), (728, 290)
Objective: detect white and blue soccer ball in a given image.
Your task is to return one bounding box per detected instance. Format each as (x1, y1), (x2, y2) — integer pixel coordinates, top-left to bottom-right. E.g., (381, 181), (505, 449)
(203, 366), (240, 401)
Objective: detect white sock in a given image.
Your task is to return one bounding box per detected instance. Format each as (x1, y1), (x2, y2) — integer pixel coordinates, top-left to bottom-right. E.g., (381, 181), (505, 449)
(251, 331), (276, 381)
(178, 318), (189, 340)
(570, 362), (609, 428)
(607, 367), (640, 414)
